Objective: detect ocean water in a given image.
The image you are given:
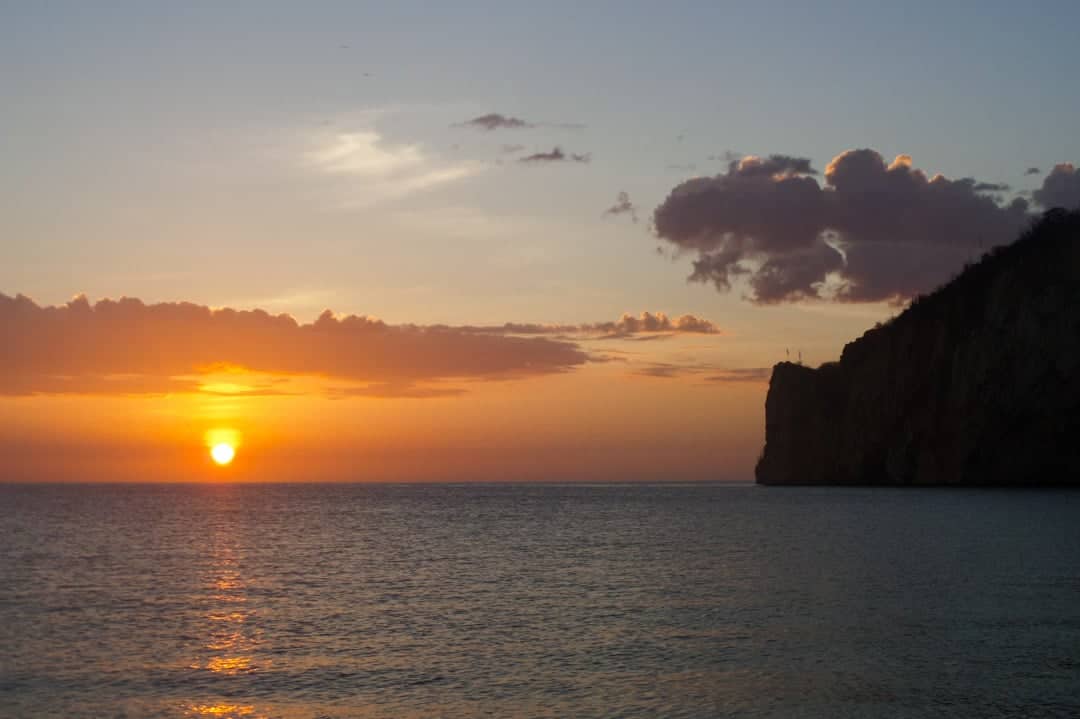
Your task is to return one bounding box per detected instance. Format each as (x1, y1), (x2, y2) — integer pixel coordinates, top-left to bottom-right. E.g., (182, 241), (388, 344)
(1, 484), (1079, 718)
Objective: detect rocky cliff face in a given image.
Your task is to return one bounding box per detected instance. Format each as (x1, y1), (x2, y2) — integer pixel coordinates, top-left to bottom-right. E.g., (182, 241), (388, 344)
(756, 209), (1080, 485)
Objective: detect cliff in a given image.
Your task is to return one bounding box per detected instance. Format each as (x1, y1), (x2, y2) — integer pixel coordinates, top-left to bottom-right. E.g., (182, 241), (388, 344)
(756, 209), (1080, 485)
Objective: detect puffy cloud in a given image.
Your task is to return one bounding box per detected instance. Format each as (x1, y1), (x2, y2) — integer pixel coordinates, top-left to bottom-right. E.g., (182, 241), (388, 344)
(1033, 163), (1080, 209)
(0, 294), (588, 397)
(519, 147), (591, 164)
(653, 148), (1034, 303)
(603, 192), (638, 222)
(456, 113), (534, 130)
(733, 154), (818, 177)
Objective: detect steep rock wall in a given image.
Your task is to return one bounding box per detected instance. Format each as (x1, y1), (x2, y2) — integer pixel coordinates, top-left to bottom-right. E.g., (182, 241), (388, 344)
(756, 209), (1080, 485)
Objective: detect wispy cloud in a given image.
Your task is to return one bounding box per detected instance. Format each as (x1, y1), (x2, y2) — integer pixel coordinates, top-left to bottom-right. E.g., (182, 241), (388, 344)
(630, 363), (770, 383)
(327, 383), (467, 399)
(452, 113), (585, 131)
(603, 191), (638, 223)
(455, 113), (534, 130)
(703, 368), (772, 383)
(305, 130), (481, 206)
(519, 147), (591, 164)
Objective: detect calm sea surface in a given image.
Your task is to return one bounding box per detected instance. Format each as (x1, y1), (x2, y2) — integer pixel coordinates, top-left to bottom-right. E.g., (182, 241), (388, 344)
(2, 483), (1079, 718)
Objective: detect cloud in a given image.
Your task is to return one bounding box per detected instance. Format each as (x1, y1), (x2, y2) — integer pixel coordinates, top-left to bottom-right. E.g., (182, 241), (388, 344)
(0, 294), (588, 397)
(306, 130), (479, 206)
(327, 383), (467, 399)
(629, 363), (769, 382)
(653, 148), (1034, 303)
(519, 147), (591, 164)
(603, 192), (638, 222)
(1025, 167), (1042, 176)
(455, 311), (720, 338)
(500, 144), (525, 154)
(703, 368), (772, 383)
(973, 181), (1010, 193)
(456, 113), (534, 130)
(708, 151), (744, 163)
(632, 363), (688, 379)
(1033, 163), (1080, 209)
(733, 154), (818, 177)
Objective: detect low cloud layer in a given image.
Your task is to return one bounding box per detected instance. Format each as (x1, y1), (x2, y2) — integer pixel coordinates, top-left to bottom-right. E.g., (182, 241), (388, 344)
(653, 149), (1079, 303)
(1, 298), (721, 397)
(0, 294), (589, 397)
(519, 147), (591, 164)
(457, 311), (720, 339)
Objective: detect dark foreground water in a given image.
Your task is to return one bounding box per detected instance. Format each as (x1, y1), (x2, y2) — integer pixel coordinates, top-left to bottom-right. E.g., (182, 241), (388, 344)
(2, 484), (1079, 718)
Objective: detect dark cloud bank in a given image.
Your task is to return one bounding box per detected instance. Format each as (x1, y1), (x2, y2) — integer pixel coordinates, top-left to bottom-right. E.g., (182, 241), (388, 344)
(0, 295), (717, 396)
(653, 151), (1080, 304)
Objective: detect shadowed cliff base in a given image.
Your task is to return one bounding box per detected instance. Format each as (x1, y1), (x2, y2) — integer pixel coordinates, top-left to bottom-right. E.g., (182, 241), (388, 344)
(756, 208), (1080, 486)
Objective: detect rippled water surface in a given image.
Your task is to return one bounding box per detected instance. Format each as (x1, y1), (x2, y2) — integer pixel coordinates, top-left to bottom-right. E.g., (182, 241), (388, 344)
(2, 483), (1079, 718)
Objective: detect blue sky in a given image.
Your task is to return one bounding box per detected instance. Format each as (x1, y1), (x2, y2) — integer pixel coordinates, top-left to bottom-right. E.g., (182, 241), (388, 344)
(3, 1), (1077, 336)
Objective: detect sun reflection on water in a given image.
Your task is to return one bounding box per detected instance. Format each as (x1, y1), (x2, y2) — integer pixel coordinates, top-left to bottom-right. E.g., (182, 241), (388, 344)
(186, 539), (270, 713)
(204, 655), (254, 674)
(186, 703), (258, 717)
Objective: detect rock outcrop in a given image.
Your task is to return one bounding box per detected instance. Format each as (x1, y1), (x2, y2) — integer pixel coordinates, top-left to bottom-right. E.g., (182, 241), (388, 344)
(756, 209), (1080, 485)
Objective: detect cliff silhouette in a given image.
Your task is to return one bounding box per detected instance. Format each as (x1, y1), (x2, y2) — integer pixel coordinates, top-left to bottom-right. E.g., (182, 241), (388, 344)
(756, 208), (1080, 485)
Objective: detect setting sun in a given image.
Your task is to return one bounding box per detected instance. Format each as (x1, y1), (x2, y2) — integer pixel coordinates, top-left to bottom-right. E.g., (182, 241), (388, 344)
(210, 443), (235, 466)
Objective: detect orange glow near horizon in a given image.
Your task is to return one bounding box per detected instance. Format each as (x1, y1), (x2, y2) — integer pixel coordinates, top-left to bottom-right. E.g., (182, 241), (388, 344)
(0, 360), (780, 482)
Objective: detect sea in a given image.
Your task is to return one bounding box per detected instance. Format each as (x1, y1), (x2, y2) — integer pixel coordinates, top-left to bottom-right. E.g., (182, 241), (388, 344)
(1, 483), (1079, 718)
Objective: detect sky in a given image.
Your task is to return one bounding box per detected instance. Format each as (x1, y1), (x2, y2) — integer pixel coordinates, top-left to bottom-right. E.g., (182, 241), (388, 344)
(3, 1), (1079, 481)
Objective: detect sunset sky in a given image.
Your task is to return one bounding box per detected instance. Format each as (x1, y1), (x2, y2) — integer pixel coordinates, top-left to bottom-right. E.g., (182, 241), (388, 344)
(4, 1), (1079, 481)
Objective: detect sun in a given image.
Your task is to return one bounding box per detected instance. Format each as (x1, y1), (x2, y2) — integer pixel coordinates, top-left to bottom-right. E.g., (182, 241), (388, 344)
(210, 443), (236, 466)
